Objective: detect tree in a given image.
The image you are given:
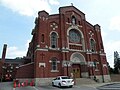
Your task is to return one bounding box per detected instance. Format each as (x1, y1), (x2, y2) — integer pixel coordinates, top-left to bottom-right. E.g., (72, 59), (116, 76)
(107, 62), (114, 74)
(114, 58), (120, 74)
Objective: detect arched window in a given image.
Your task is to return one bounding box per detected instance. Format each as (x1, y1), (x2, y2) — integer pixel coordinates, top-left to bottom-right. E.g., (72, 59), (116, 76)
(90, 39), (96, 52)
(51, 32), (57, 48)
(69, 29), (81, 43)
(51, 58), (57, 70)
(71, 16), (76, 25)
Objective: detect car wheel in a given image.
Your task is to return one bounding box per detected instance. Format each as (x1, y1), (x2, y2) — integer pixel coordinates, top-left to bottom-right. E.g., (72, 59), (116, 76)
(69, 85), (73, 88)
(52, 82), (54, 86)
(58, 83), (61, 88)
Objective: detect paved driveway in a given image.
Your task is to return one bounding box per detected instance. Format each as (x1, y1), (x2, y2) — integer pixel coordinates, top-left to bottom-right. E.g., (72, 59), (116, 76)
(0, 82), (98, 90)
(34, 85), (98, 90)
(97, 83), (120, 90)
(1, 82), (120, 90)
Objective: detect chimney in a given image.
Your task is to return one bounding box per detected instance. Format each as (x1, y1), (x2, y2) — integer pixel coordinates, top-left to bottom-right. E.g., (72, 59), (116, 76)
(1, 44), (7, 62)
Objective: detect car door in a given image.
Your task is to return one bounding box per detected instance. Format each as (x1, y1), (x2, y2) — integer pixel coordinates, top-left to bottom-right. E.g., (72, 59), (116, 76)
(54, 77), (60, 86)
(56, 77), (61, 86)
(53, 78), (57, 86)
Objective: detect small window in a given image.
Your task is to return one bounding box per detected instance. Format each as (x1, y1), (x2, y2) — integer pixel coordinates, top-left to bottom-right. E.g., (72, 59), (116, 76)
(51, 32), (57, 48)
(41, 34), (44, 42)
(71, 16), (76, 25)
(93, 60), (98, 69)
(51, 58), (57, 70)
(78, 21), (80, 25)
(68, 18), (70, 23)
(90, 39), (96, 52)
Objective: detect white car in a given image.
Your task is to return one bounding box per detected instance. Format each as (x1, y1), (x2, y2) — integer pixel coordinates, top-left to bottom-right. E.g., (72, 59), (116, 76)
(52, 76), (74, 88)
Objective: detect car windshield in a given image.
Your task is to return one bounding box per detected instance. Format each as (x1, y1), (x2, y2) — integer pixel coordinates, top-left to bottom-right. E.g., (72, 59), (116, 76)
(61, 76), (70, 79)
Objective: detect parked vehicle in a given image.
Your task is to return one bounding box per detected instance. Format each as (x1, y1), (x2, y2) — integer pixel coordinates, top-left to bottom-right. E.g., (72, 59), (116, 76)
(52, 76), (74, 88)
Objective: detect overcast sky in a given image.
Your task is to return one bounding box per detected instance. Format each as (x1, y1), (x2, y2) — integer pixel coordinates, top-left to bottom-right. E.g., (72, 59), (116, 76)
(0, 0), (120, 68)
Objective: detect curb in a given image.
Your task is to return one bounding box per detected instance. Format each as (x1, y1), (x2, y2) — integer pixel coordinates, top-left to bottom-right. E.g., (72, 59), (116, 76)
(97, 83), (120, 90)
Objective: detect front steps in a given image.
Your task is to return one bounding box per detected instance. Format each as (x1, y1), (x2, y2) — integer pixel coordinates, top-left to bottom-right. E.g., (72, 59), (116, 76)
(75, 78), (97, 85)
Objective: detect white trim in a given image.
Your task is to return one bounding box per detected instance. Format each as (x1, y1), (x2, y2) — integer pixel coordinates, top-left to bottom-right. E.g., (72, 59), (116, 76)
(86, 52), (92, 54)
(61, 50), (69, 52)
(103, 64), (107, 67)
(95, 69), (99, 71)
(51, 70), (59, 72)
(19, 62), (34, 68)
(49, 47), (60, 50)
(69, 43), (82, 46)
(100, 53), (106, 56)
(70, 52), (86, 64)
(39, 63), (46, 67)
(49, 60), (52, 63)
(35, 48), (48, 51)
(69, 49), (83, 52)
(49, 60), (60, 63)
(66, 22), (72, 25)
(57, 61), (60, 63)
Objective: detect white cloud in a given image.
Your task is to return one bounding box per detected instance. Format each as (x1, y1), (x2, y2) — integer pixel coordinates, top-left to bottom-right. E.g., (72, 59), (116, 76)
(25, 39), (31, 49)
(104, 40), (120, 67)
(49, 0), (59, 5)
(6, 46), (26, 58)
(101, 30), (107, 39)
(6, 39), (31, 58)
(0, 0), (60, 16)
(109, 16), (120, 31)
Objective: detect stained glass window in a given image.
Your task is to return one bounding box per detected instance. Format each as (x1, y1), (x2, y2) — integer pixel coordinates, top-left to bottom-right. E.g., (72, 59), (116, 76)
(69, 29), (81, 43)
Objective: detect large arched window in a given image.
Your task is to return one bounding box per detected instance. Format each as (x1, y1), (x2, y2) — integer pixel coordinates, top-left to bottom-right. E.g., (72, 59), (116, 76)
(51, 32), (57, 48)
(51, 58), (57, 70)
(90, 39), (96, 52)
(69, 29), (81, 43)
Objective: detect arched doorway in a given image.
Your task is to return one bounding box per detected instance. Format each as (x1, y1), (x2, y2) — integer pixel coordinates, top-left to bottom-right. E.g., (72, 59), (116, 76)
(70, 52), (88, 78)
(72, 64), (81, 78)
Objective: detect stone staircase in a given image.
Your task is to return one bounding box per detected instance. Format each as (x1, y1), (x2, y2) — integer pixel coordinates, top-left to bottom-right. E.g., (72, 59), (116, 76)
(75, 78), (97, 85)
(110, 74), (120, 82)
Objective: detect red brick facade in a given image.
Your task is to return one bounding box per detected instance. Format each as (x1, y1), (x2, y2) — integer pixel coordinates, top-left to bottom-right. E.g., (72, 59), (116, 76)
(16, 62), (34, 78)
(25, 5), (111, 84)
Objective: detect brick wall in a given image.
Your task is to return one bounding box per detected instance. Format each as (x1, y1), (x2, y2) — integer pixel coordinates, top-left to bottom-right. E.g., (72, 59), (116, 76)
(16, 62), (34, 78)
(0, 61), (3, 79)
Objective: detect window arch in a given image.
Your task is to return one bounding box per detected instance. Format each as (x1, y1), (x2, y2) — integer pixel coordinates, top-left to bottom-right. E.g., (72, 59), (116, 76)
(51, 57), (57, 70)
(90, 38), (96, 52)
(50, 32), (58, 48)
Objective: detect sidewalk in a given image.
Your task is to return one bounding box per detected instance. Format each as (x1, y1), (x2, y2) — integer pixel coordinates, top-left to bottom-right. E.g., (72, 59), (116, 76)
(79, 82), (120, 90)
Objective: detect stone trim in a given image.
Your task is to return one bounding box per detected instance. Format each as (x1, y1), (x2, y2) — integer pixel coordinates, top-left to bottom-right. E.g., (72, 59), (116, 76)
(19, 62), (34, 68)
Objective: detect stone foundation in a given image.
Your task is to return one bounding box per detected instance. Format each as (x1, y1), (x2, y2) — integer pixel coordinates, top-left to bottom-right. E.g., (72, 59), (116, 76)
(81, 72), (89, 78)
(96, 75), (111, 83)
(32, 75), (111, 86)
(35, 78), (54, 86)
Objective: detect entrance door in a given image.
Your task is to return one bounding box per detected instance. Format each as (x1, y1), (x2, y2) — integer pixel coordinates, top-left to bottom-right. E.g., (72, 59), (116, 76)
(72, 64), (80, 78)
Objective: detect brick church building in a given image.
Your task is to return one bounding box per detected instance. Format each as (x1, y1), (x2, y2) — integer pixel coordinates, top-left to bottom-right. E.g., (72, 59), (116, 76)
(16, 5), (111, 85)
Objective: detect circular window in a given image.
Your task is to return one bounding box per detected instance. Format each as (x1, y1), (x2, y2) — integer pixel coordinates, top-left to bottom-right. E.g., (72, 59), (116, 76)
(69, 29), (81, 43)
